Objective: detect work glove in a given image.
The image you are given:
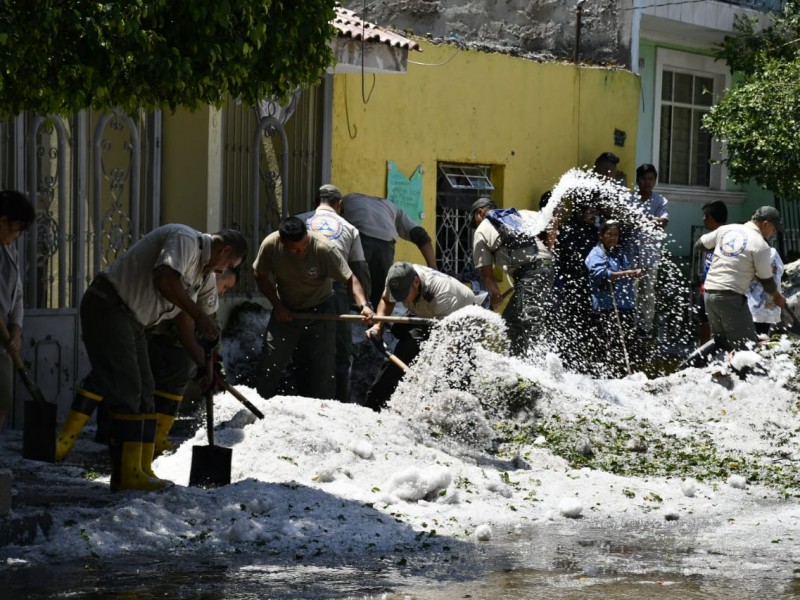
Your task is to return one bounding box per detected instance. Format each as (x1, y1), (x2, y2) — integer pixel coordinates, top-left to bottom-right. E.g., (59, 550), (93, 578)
(195, 352), (226, 396)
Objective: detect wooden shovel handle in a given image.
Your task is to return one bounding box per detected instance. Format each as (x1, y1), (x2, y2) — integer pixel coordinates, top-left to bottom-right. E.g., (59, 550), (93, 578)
(220, 380), (265, 419)
(0, 319), (50, 405)
(205, 357), (215, 447)
(368, 331), (409, 372)
(0, 319), (25, 370)
(292, 312), (434, 326)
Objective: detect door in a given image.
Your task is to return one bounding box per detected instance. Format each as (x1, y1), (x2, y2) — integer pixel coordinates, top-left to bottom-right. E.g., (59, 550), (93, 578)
(0, 110), (160, 427)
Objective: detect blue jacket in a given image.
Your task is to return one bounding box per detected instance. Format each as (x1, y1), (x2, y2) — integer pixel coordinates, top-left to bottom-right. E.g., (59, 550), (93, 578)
(585, 244), (636, 312)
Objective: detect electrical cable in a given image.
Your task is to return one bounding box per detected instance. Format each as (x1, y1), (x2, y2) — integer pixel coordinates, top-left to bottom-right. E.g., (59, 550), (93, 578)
(408, 47), (462, 67)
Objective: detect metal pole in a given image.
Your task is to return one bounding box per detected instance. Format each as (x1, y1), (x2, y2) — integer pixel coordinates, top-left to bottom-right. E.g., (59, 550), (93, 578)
(574, 0), (586, 64)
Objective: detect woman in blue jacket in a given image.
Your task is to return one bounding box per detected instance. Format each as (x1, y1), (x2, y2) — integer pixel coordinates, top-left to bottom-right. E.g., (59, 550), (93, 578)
(584, 221), (641, 376)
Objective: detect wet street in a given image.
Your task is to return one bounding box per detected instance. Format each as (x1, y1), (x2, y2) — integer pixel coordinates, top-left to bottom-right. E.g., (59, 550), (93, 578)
(4, 519), (799, 599)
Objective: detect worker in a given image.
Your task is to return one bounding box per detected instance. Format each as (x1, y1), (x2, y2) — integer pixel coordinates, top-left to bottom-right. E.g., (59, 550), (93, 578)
(341, 192), (437, 309)
(364, 262), (479, 411)
(60, 225), (246, 490)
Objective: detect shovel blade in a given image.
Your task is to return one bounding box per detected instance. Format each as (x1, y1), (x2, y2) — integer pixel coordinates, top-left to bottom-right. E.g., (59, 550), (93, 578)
(22, 401), (56, 463)
(189, 444), (232, 488)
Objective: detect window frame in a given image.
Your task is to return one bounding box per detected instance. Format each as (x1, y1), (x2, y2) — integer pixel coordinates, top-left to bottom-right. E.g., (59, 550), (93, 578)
(652, 48), (730, 190)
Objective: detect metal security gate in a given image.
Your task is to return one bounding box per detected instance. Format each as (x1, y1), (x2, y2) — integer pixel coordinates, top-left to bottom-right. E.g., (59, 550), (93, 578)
(0, 110), (160, 427)
(435, 163), (495, 287)
(776, 196), (800, 261)
(220, 85), (325, 294)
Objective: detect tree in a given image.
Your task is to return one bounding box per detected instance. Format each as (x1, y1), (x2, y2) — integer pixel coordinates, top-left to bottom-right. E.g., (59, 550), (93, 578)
(703, 1), (800, 198)
(0, 0), (337, 116)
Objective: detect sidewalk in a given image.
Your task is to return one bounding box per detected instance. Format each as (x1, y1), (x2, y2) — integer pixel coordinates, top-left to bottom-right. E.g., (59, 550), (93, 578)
(0, 416), (197, 549)
(0, 429), (113, 548)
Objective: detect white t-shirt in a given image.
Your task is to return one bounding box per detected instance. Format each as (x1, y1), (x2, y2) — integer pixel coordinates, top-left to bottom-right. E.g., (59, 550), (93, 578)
(747, 247), (784, 324)
(700, 221), (774, 296)
(0, 244), (23, 328)
(297, 205), (366, 264)
(103, 224), (217, 326)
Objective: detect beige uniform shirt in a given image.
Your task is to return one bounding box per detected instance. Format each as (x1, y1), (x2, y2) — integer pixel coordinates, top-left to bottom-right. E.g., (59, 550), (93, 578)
(386, 265), (477, 319)
(252, 231), (352, 311)
(472, 209), (552, 282)
(297, 205), (365, 264)
(103, 224), (217, 327)
(147, 271), (220, 338)
(701, 221), (774, 296)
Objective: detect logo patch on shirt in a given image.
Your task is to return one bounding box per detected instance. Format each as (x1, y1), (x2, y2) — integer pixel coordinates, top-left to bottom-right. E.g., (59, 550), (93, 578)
(719, 230), (748, 257)
(305, 266), (320, 279)
(308, 215), (343, 240)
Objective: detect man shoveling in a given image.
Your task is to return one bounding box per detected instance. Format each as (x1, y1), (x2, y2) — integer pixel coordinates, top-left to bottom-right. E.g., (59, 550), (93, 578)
(363, 262), (481, 411)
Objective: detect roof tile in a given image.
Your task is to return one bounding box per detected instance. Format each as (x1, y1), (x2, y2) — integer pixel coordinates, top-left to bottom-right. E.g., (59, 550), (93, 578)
(333, 5), (421, 51)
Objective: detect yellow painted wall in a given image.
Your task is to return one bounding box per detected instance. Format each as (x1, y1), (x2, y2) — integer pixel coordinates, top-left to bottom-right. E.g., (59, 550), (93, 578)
(162, 106), (224, 232)
(330, 41), (640, 263)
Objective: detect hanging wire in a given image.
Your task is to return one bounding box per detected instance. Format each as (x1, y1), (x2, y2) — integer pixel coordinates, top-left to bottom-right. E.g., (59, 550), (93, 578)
(344, 79), (358, 139)
(361, 0), (376, 103)
(408, 47), (463, 67)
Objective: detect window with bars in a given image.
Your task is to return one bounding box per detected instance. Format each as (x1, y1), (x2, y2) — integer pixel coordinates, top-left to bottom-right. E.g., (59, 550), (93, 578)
(435, 163), (495, 285)
(653, 49), (729, 190)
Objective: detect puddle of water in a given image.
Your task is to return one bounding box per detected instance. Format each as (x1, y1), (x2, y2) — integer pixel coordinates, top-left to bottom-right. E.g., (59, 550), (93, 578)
(2, 523), (798, 599)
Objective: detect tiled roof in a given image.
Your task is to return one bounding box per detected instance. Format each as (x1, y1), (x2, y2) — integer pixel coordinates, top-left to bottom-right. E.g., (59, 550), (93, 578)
(333, 5), (421, 51)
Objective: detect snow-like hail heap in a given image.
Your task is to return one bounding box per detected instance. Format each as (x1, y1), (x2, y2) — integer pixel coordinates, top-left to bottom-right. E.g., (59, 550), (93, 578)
(4, 168), (799, 586)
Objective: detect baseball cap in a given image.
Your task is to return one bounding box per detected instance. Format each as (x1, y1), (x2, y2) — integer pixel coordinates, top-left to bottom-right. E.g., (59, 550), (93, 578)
(468, 197), (496, 229)
(386, 262), (417, 303)
(752, 205), (784, 234)
(318, 184), (342, 200)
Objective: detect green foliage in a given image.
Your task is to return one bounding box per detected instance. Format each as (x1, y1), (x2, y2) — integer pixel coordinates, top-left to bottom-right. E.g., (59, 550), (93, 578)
(704, 0), (800, 196)
(715, 2), (800, 76)
(507, 406), (800, 496)
(704, 58), (800, 198)
(0, 0), (336, 116)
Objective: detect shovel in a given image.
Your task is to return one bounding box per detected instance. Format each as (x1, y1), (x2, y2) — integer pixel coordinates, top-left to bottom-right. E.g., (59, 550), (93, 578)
(782, 306), (800, 336)
(220, 379), (265, 420)
(678, 339), (718, 370)
(0, 320), (56, 462)
(368, 331), (409, 372)
(292, 312), (434, 326)
(189, 356), (232, 487)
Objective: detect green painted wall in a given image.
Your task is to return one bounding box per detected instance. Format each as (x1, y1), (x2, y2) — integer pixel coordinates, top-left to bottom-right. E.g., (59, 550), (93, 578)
(635, 39), (774, 259)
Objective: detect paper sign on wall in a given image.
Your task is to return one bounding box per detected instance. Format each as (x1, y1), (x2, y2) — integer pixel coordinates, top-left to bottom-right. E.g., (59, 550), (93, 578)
(386, 161), (424, 224)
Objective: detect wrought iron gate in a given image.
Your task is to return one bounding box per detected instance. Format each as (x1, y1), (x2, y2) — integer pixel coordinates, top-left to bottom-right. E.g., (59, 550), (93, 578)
(0, 110), (160, 426)
(776, 196), (800, 261)
(435, 163), (495, 287)
(220, 85), (325, 294)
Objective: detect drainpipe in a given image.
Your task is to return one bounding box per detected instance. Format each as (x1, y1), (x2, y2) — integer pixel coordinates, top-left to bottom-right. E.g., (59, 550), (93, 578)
(574, 0), (586, 63)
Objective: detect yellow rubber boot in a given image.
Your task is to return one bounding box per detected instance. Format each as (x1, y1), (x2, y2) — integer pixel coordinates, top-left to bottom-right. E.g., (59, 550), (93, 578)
(153, 390), (182, 456)
(109, 413), (168, 492)
(55, 387), (103, 461)
(141, 414), (158, 478)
